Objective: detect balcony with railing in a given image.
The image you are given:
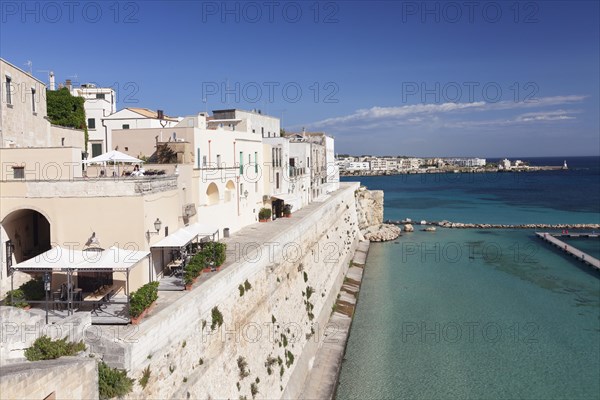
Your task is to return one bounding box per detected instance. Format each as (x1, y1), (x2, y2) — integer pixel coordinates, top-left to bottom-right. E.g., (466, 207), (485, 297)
(289, 166), (307, 178)
(1, 175), (178, 198)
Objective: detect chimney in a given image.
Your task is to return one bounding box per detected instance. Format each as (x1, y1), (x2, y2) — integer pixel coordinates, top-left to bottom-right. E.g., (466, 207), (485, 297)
(157, 109), (164, 120)
(49, 71), (55, 90)
(65, 79), (72, 91)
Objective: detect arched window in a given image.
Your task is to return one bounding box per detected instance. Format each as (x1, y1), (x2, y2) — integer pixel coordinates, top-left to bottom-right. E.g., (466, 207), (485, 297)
(206, 183), (220, 205)
(225, 180), (235, 202)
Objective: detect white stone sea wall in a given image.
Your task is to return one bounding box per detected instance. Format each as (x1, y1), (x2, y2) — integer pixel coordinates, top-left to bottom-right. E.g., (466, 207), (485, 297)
(355, 186), (401, 242)
(89, 183), (361, 400)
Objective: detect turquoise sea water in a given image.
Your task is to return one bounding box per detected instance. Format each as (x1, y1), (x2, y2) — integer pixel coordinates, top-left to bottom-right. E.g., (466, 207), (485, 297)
(337, 157), (600, 400)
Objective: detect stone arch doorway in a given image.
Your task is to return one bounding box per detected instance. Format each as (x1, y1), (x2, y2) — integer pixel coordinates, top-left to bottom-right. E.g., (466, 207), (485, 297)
(1, 209), (51, 264)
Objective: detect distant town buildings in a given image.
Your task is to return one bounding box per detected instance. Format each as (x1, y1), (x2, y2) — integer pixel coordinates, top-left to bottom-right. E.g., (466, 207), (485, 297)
(0, 57), (339, 297)
(336, 155), (488, 174)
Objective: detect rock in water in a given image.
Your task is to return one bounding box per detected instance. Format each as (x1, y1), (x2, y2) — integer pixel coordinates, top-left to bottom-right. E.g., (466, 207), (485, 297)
(362, 224), (401, 242)
(404, 224), (414, 232)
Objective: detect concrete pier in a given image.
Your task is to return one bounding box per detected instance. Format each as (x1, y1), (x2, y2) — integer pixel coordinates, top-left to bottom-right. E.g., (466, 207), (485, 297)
(536, 232), (600, 271)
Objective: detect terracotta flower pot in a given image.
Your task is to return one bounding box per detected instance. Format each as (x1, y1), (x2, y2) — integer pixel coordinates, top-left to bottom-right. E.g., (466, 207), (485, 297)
(259, 219), (269, 222)
(131, 301), (156, 324)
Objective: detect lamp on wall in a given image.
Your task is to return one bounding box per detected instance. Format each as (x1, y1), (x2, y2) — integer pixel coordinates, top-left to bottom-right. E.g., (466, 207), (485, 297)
(146, 218), (162, 240)
(243, 190), (249, 199)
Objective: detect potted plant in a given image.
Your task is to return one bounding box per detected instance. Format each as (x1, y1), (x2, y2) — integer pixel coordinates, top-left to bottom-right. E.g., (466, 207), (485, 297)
(4, 289), (29, 309)
(283, 204), (293, 218)
(259, 207), (272, 222)
(184, 269), (196, 290)
(129, 282), (159, 324)
(184, 253), (204, 287)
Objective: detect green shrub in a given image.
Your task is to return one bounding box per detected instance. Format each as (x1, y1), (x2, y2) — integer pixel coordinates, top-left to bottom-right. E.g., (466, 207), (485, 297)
(98, 362), (134, 400)
(238, 284), (245, 297)
(211, 306), (223, 330)
(243, 279), (252, 291)
(24, 336), (85, 361)
(285, 350), (294, 368)
(283, 204), (293, 215)
(258, 208), (272, 220)
(139, 365), (151, 389)
(250, 382), (259, 398)
(306, 286), (314, 300)
(129, 281), (159, 318)
(20, 278), (45, 301)
(4, 289), (28, 308)
(237, 356), (250, 379)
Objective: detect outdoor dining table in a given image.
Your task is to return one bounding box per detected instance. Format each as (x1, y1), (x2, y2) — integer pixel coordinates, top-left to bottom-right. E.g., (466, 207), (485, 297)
(83, 284), (122, 313)
(167, 259), (184, 276)
(52, 288), (83, 309)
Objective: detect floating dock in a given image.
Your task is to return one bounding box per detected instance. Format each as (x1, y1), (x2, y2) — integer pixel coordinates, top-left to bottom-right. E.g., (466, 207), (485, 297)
(536, 232), (600, 271)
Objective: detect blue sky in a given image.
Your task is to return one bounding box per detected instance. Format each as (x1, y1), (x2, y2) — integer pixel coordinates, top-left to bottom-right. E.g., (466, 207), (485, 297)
(1, 1), (598, 157)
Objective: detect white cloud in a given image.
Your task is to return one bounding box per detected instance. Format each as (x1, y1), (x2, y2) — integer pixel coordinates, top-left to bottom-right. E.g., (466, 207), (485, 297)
(299, 95), (587, 130)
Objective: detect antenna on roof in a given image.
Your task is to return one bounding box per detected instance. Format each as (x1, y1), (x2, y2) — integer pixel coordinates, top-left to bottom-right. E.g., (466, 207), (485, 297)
(24, 60), (32, 74)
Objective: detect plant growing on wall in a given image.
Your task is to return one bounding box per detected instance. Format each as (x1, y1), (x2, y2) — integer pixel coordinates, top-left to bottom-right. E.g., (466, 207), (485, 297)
(211, 306), (223, 330)
(46, 87), (88, 148)
(98, 362), (134, 400)
(24, 336), (86, 361)
(237, 356), (250, 379)
(139, 365), (151, 389)
(265, 356), (277, 375)
(285, 350), (294, 368)
(250, 382), (259, 399)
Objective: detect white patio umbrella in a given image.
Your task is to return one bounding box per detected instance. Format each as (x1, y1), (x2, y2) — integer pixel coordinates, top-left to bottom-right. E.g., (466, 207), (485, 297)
(84, 150), (143, 176)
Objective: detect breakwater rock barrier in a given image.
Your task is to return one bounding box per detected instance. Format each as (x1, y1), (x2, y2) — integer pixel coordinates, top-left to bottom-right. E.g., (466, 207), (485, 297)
(384, 220), (600, 230)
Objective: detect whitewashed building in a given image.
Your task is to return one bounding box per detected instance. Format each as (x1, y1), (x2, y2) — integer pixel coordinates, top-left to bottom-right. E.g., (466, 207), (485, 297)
(70, 83), (116, 157)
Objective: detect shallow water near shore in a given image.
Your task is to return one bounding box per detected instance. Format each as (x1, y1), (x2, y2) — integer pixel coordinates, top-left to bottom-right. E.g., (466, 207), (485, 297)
(337, 157), (600, 399)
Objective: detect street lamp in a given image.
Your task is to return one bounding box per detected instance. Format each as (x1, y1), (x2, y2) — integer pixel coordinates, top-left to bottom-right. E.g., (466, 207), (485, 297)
(146, 218), (162, 240)
(44, 271), (51, 324)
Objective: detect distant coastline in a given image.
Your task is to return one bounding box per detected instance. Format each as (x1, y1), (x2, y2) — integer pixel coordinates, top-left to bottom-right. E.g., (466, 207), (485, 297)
(340, 165), (564, 177)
